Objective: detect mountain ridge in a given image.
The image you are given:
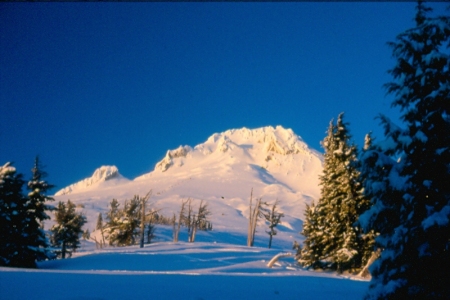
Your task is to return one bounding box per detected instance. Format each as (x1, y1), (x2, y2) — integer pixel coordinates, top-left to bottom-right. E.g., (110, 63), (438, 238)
(53, 125), (323, 243)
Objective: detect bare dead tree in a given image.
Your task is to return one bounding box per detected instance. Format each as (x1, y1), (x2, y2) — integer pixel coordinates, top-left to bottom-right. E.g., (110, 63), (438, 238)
(139, 190), (152, 248)
(262, 199), (284, 249)
(173, 198), (188, 242)
(189, 213), (196, 243)
(146, 211), (157, 244)
(186, 198), (193, 239)
(91, 236), (102, 250)
(247, 188), (264, 247)
(247, 188), (253, 246)
(172, 213), (177, 242)
(189, 200), (210, 243)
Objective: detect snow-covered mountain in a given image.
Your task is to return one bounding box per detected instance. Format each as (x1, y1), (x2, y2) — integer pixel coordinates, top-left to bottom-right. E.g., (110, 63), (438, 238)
(55, 165), (129, 196)
(53, 126), (323, 246)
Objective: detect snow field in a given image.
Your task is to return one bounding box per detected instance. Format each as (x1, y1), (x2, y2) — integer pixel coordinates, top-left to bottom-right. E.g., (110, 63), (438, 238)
(0, 241), (369, 300)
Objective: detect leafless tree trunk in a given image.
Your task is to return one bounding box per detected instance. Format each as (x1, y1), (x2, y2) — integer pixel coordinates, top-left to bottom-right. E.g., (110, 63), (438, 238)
(139, 190), (152, 248)
(172, 213), (177, 242)
(189, 200), (210, 243)
(358, 248), (381, 278)
(186, 198), (193, 241)
(61, 241), (66, 259)
(263, 199), (284, 249)
(247, 188), (253, 247)
(92, 236), (102, 249)
(247, 188), (263, 247)
(146, 213), (156, 244)
(189, 214), (197, 243)
(173, 199), (188, 242)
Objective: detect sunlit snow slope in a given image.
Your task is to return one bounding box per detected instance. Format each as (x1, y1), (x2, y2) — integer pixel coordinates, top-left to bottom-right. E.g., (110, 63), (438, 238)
(53, 126), (323, 246)
(55, 165), (129, 196)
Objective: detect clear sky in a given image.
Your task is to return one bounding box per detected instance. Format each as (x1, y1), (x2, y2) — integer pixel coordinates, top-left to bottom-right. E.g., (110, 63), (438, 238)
(1, 2), (447, 192)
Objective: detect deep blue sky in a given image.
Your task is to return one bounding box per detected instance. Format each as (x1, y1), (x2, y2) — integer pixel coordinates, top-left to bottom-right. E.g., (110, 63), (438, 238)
(1, 2), (447, 192)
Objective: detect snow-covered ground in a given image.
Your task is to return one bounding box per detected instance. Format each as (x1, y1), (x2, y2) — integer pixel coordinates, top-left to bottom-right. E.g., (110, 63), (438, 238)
(0, 238), (369, 300)
(0, 126), (369, 299)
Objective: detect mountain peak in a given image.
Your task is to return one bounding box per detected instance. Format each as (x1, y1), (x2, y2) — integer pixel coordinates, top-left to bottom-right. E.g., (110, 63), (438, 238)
(56, 126), (323, 238)
(152, 125), (320, 173)
(55, 165), (128, 196)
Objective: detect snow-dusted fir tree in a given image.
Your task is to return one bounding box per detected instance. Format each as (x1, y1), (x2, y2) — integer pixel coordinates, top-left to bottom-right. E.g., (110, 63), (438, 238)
(301, 113), (369, 272)
(0, 160), (55, 267)
(25, 157), (55, 263)
(330, 114), (362, 272)
(356, 133), (377, 269)
(0, 163), (28, 267)
(50, 200), (86, 259)
(96, 213), (106, 246)
(299, 202), (322, 268)
(105, 198), (120, 245)
(107, 196), (140, 246)
(360, 2), (450, 298)
(300, 122), (335, 268)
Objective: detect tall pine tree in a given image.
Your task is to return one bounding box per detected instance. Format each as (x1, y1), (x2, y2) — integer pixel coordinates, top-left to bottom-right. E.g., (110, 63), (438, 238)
(299, 202), (322, 268)
(25, 156), (55, 263)
(301, 113), (370, 272)
(0, 163), (28, 267)
(360, 2), (450, 299)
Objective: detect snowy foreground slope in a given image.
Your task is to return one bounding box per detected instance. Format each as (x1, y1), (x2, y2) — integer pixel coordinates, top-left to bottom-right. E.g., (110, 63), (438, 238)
(0, 126), (369, 299)
(0, 238), (369, 300)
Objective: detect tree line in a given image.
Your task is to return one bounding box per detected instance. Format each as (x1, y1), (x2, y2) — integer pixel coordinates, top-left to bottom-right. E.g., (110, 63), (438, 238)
(94, 195), (213, 248)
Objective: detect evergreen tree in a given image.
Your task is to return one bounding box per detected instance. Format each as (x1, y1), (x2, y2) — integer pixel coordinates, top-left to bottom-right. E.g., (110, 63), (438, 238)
(329, 114), (361, 272)
(50, 200), (86, 259)
(300, 122), (335, 269)
(96, 213), (106, 246)
(360, 2), (450, 299)
(356, 133), (377, 269)
(299, 202), (322, 268)
(105, 198), (120, 245)
(25, 156), (55, 263)
(0, 160), (55, 267)
(107, 196), (140, 246)
(0, 162), (28, 267)
(300, 113), (370, 272)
